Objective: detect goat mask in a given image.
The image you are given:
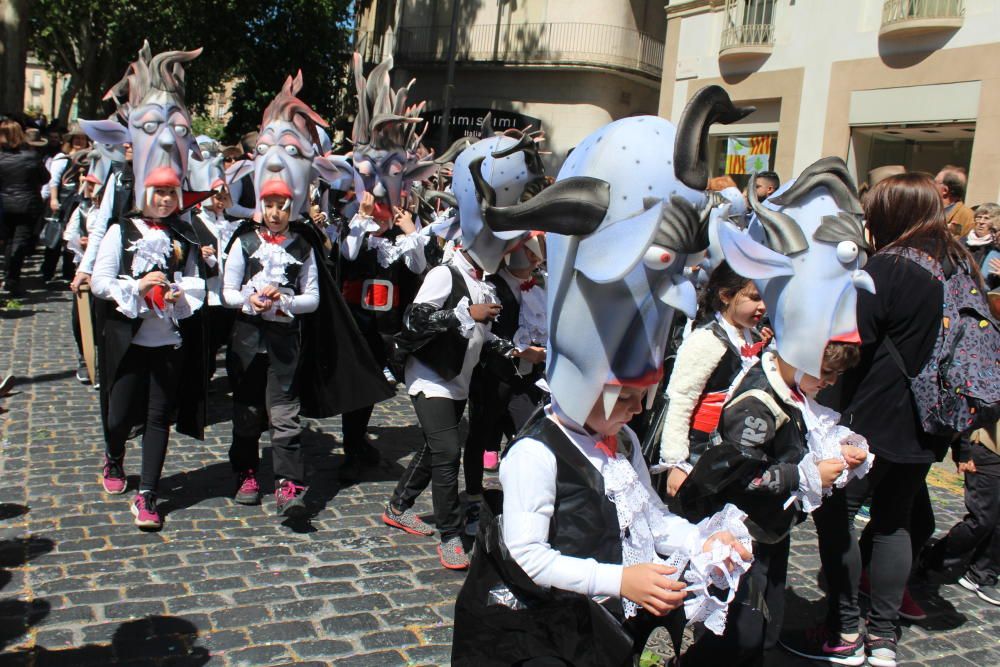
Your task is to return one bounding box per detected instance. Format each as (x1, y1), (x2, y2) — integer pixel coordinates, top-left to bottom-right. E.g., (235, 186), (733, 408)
(718, 157), (876, 378)
(478, 86), (753, 425)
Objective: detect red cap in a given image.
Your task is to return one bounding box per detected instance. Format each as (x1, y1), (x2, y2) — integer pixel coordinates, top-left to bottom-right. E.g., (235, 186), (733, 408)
(83, 174), (102, 185)
(144, 166), (182, 189)
(259, 179), (293, 200)
(211, 178), (226, 191)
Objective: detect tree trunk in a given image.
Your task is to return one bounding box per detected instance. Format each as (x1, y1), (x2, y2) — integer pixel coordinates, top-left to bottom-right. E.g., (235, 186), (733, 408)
(0, 0), (33, 114)
(57, 74), (80, 126)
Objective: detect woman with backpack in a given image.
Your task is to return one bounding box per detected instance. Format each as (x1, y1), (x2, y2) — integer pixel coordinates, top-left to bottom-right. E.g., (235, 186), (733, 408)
(802, 173), (993, 667)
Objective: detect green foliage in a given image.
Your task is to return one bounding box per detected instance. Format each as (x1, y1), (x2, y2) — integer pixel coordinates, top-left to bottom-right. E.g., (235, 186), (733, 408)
(191, 114), (226, 140)
(28, 0), (354, 134)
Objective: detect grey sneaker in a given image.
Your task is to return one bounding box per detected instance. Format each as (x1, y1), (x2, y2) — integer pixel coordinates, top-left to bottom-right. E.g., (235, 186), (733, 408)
(381, 503), (434, 536)
(437, 536), (470, 570)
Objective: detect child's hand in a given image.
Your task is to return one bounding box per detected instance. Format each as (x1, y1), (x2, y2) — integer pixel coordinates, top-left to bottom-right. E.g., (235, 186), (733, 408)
(840, 445), (867, 469)
(258, 285), (282, 300)
(702, 531), (753, 570)
(666, 468), (688, 497)
(620, 564), (686, 616)
(138, 271), (168, 296)
(513, 346), (545, 365)
(817, 458), (846, 488)
(958, 460), (977, 475)
(359, 192), (375, 218)
(164, 286), (183, 304)
(80, 236), (88, 249)
(201, 245), (216, 260)
(249, 293), (272, 313)
(469, 303), (502, 322)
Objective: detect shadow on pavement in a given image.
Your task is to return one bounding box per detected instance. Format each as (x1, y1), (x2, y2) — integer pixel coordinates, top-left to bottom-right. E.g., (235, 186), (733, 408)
(0, 615), (210, 666)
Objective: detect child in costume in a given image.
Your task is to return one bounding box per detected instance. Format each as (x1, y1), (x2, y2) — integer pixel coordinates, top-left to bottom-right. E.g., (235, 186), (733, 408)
(463, 233), (547, 536)
(382, 126), (545, 569)
(221, 72), (393, 517)
(452, 87), (758, 666)
(64, 165), (100, 383)
(84, 43), (209, 531)
(677, 158), (876, 665)
(654, 261), (767, 498)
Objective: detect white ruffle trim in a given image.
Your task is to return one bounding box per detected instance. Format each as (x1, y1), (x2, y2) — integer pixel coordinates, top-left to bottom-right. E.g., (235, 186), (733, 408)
(240, 240), (301, 319)
(453, 297), (476, 337)
(513, 285), (548, 351)
(367, 232), (428, 268)
(790, 397), (875, 512)
(683, 504), (753, 636)
(109, 276), (145, 318)
(126, 230), (171, 277)
(218, 220), (242, 256)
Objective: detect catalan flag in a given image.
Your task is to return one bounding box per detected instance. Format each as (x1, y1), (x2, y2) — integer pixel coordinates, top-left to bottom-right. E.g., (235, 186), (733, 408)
(726, 136), (772, 174)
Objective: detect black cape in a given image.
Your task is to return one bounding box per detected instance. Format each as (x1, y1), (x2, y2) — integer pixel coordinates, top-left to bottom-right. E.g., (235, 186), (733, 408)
(225, 219), (394, 417)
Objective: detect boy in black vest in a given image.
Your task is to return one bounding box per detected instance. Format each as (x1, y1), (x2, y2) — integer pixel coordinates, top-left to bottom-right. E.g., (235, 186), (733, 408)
(221, 181), (319, 517)
(382, 247), (504, 570)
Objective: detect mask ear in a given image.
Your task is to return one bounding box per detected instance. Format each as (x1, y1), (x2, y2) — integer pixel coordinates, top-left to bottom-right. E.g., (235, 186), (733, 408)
(79, 119), (130, 146)
(403, 160), (439, 184)
(313, 155), (355, 187)
(225, 159), (255, 185)
(718, 220), (795, 279)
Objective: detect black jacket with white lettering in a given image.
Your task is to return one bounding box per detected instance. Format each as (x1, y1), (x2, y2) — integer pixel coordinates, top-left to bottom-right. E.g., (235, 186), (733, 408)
(676, 352), (807, 543)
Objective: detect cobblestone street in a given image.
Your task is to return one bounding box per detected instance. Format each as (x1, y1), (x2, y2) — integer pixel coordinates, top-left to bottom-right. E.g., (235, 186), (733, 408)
(1, 265), (998, 666)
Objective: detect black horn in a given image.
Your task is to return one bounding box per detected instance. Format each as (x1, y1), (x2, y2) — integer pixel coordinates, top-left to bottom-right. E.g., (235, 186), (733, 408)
(674, 86), (755, 190)
(769, 156), (862, 215)
(748, 171), (808, 256)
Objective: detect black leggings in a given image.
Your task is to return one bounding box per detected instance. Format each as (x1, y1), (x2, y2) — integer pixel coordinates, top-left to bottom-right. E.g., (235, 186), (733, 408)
(814, 457), (931, 638)
(390, 394), (466, 541)
(2, 213), (38, 288)
(105, 344), (182, 493)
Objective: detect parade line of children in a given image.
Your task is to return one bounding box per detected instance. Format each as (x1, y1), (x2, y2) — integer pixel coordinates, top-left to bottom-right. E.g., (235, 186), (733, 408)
(49, 43), (999, 667)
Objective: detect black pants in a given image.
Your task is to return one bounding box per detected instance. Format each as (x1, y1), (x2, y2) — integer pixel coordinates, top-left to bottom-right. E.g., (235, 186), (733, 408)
(925, 446), (1000, 585)
(105, 344), (182, 493)
(230, 352), (306, 484)
(342, 404), (375, 455)
(2, 213), (38, 289)
(464, 372), (542, 496)
(814, 457), (931, 638)
(71, 291), (84, 358)
(205, 306), (235, 376)
(390, 393), (466, 541)
(41, 245), (74, 281)
(681, 536), (789, 666)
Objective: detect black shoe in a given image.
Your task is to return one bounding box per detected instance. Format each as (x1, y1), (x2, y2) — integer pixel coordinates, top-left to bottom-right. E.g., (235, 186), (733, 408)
(339, 454), (362, 482)
(359, 442), (381, 466)
(76, 361), (91, 384)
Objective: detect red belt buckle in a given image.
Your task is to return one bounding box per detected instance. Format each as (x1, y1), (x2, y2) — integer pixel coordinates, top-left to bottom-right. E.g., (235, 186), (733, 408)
(362, 279), (395, 312)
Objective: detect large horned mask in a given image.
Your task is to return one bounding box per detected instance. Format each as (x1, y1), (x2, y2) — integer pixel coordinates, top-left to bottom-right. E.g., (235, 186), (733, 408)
(79, 41), (201, 210)
(345, 54), (436, 221)
(476, 86), (753, 425)
(719, 157), (875, 377)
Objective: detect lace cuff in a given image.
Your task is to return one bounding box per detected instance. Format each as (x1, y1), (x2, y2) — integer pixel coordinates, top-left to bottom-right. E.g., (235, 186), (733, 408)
(239, 285), (259, 316)
(169, 275), (204, 321)
(683, 504), (753, 636)
(789, 456), (825, 513)
(453, 297), (476, 338)
(108, 276), (146, 319)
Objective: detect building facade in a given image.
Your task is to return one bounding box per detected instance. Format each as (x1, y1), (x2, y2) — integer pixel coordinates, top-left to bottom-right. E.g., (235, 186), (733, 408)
(356, 0), (667, 172)
(659, 0), (999, 204)
(23, 54), (73, 122)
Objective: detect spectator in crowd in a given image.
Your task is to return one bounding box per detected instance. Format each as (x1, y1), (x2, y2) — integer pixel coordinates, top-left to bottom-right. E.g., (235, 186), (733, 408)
(935, 165), (975, 237)
(754, 170), (780, 201)
(0, 119), (48, 296)
(966, 203), (999, 288)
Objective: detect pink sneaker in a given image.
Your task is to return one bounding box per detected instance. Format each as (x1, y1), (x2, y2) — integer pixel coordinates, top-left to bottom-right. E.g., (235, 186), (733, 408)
(483, 451), (500, 472)
(131, 492), (162, 530)
(102, 456), (126, 495)
(234, 470), (261, 505)
(275, 479), (307, 517)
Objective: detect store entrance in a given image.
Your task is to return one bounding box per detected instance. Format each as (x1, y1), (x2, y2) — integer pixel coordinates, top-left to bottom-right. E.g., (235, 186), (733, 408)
(850, 123), (974, 186)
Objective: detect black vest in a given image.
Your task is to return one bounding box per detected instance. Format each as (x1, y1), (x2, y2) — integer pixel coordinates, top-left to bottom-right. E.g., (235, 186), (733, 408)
(238, 230), (310, 290)
(408, 265), (473, 381)
(340, 227), (411, 334)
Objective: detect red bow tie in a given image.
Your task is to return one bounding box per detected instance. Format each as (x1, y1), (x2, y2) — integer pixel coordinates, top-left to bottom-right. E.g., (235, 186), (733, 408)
(595, 435), (619, 458)
(741, 341), (766, 358)
(519, 277), (537, 292)
(469, 267), (484, 281)
(261, 230), (288, 245)
(144, 221), (168, 232)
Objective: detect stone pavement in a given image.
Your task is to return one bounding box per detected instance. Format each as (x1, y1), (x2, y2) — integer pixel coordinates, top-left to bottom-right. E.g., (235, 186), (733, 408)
(1, 262), (997, 667)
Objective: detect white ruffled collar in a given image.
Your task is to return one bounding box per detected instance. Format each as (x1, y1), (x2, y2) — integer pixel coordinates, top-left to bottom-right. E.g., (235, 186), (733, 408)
(127, 220), (172, 277)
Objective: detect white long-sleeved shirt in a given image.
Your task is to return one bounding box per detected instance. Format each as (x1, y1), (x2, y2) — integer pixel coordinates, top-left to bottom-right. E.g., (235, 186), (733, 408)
(500, 409), (702, 601)
(43, 153), (69, 200)
(91, 220), (202, 348)
(79, 171), (127, 275)
(63, 199), (96, 265)
(404, 251), (496, 401)
(196, 209), (244, 307)
(221, 231), (320, 320)
(341, 212), (428, 274)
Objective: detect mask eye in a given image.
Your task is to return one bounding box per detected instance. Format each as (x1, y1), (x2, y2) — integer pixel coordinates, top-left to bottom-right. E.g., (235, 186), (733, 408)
(142, 121), (159, 134)
(837, 240), (859, 264)
(256, 144), (269, 156)
(387, 162), (403, 177)
(284, 145), (300, 157)
(642, 245), (673, 270)
(173, 125), (189, 138)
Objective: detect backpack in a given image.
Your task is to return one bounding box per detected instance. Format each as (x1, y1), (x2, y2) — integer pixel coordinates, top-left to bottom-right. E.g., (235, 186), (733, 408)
(882, 247), (1000, 437)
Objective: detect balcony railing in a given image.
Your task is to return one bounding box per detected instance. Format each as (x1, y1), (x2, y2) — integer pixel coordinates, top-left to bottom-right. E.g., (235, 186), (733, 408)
(392, 22), (665, 80)
(881, 0), (964, 36)
(720, 23), (775, 52)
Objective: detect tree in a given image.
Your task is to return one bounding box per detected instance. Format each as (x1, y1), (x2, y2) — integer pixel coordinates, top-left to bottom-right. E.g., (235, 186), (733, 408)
(1, 0), (33, 115)
(28, 0), (354, 132)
